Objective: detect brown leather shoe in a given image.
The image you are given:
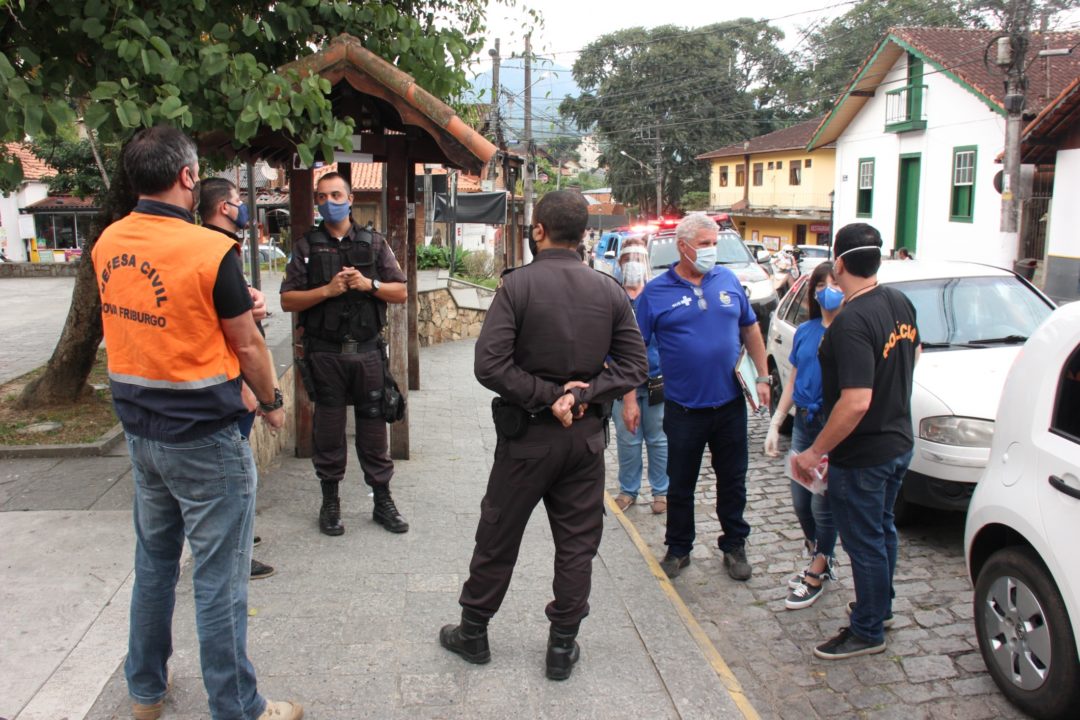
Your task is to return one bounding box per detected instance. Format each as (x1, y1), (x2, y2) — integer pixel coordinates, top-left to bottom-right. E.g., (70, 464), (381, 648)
(131, 668), (172, 720)
(614, 494), (634, 511)
(651, 496), (667, 514)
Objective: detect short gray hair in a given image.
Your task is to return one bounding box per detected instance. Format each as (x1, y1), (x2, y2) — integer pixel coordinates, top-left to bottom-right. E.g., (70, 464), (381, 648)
(675, 214), (718, 244)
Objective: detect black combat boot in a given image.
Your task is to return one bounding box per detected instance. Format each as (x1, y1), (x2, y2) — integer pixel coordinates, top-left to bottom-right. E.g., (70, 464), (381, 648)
(545, 623), (581, 681)
(319, 481), (344, 536)
(439, 609), (491, 664)
(372, 485), (409, 533)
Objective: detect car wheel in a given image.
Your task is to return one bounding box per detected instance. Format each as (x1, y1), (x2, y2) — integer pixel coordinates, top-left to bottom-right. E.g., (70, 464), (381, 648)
(768, 363), (792, 435)
(892, 484), (915, 527)
(973, 546), (1080, 720)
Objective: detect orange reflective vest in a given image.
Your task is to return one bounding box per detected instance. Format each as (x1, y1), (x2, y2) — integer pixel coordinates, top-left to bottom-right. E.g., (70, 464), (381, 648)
(93, 206), (246, 440)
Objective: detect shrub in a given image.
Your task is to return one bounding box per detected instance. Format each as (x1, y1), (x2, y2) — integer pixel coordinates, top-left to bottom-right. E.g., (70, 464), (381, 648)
(461, 249), (494, 279)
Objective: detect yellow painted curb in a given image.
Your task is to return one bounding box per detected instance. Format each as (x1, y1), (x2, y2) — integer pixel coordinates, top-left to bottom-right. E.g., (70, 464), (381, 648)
(605, 491), (762, 720)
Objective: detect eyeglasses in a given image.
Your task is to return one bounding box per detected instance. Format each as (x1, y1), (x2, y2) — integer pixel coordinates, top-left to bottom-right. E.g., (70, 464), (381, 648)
(692, 286), (707, 310)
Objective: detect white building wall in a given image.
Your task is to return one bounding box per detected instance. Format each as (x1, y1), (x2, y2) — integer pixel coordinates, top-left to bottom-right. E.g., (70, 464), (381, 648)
(0, 181), (48, 261)
(1046, 148), (1080, 259)
(833, 54), (1016, 268)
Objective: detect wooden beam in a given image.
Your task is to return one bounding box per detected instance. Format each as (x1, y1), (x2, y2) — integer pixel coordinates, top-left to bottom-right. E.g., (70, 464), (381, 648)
(288, 166), (315, 458)
(385, 140), (410, 459)
(850, 90), (876, 97)
(406, 161), (420, 391)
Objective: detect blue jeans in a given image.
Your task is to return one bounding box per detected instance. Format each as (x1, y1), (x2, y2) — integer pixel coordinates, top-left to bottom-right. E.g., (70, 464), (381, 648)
(790, 411), (837, 558)
(125, 424), (266, 720)
(827, 449), (914, 644)
(612, 389), (669, 499)
(663, 397), (749, 556)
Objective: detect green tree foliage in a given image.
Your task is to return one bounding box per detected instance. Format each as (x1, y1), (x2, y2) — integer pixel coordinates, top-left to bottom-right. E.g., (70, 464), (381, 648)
(0, 0), (498, 407)
(560, 21), (793, 215)
(29, 136), (115, 198)
(787, 0), (981, 115)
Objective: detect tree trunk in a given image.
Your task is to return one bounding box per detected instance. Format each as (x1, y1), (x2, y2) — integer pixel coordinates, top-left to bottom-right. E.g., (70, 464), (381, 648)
(15, 155), (135, 409)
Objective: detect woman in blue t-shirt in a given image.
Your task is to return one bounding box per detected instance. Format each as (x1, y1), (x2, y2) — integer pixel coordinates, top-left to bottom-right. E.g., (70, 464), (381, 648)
(765, 262), (843, 610)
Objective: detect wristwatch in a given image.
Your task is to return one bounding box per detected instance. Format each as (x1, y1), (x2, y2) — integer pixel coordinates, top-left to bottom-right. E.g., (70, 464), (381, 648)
(257, 388), (284, 413)
(755, 376), (770, 384)
(369, 279), (382, 294)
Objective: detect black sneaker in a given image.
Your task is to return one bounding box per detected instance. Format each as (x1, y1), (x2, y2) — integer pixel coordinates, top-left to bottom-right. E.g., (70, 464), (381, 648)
(723, 546), (752, 581)
(252, 535), (262, 548)
(814, 627), (885, 659)
(846, 601), (895, 629)
(659, 553), (690, 578)
(785, 576), (826, 610)
(250, 559), (276, 580)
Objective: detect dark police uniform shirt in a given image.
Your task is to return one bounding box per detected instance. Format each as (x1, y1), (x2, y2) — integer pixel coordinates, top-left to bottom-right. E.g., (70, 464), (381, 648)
(819, 285), (919, 467)
(280, 222), (406, 294)
(474, 248), (648, 412)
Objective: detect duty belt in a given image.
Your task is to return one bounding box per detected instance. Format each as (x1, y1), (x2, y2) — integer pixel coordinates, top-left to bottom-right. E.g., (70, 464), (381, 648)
(525, 404), (606, 424)
(306, 337), (380, 354)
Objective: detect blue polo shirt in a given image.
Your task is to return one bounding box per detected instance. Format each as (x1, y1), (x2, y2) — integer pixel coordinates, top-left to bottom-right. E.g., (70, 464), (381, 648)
(636, 265), (756, 408)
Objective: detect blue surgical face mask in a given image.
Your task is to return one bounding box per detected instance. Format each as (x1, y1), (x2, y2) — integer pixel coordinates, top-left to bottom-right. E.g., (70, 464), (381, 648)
(816, 285), (844, 311)
(684, 242), (717, 274)
(226, 201), (249, 229)
(318, 200), (352, 224)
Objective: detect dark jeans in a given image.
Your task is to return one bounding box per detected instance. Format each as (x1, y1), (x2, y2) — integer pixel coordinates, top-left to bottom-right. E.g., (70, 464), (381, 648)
(663, 397), (749, 556)
(828, 449), (913, 644)
(790, 411), (837, 558)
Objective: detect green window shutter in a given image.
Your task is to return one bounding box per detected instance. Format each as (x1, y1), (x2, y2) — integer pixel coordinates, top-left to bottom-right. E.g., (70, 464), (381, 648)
(856, 158), (874, 217)
(949, 147), (977, 222)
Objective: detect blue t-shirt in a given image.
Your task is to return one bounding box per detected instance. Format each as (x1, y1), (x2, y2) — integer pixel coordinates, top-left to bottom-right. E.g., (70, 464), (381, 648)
(636, 265), (756, 408)
(789, 318), (827, 418)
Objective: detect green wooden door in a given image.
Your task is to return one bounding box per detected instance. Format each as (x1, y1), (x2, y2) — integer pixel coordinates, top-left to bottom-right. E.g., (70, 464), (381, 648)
(895, 154), (921, 253)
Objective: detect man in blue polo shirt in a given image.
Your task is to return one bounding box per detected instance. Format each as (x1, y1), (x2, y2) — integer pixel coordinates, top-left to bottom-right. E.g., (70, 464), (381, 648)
(636, 214), (771, 580)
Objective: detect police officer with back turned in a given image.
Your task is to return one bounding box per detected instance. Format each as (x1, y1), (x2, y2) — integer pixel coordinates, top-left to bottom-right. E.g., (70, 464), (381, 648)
(280, 172), (409, 536)
(440, 190), (648, 681)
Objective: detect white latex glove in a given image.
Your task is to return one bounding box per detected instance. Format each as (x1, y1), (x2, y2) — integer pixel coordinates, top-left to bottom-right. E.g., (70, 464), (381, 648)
(763, 419), (782, 457)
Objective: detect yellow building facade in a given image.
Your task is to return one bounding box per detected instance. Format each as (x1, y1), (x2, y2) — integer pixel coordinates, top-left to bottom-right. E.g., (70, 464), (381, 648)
(698, 119), (836, 249)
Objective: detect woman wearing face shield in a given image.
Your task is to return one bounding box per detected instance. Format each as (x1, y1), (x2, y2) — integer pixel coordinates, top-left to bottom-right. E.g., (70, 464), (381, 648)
(765, 261), (842, 609)
(612, 242), (669, 514)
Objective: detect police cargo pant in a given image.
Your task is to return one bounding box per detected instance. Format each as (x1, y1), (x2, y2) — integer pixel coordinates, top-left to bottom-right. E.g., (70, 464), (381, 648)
(310, 350), (393, 488)
(459, 413), (607, 626)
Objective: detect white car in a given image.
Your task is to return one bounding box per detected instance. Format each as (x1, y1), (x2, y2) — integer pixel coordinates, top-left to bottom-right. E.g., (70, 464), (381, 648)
(964, 301), (1080, 720)
(765, 260), (1055, 521)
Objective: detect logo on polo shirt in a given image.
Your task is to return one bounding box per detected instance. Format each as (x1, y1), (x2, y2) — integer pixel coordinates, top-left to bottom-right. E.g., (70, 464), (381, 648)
(672, 296), (692, 308)
(719, 291), (733, 306)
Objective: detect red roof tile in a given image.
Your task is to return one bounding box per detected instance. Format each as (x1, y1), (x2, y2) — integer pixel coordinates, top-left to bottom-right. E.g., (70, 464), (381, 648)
(1022, 77), (1080, 163)
(23, 195), (98, 212)
(887, 27), (1080, 115)
(4, 143), (56, 182)
(696, 118), (831, 160)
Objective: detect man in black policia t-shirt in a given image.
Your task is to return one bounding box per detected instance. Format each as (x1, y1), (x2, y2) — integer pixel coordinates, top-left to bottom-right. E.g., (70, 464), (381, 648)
(793, 222), (919, 661)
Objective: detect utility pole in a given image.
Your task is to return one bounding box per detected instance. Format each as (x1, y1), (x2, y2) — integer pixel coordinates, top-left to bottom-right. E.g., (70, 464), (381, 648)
(997, 0), (1033, 237)
(654, 131), (663, 219)
(523, 32), (534, 264)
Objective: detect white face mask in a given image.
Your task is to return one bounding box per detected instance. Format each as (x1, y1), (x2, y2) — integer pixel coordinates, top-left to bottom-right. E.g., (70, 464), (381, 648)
(682, 241), (717, 273)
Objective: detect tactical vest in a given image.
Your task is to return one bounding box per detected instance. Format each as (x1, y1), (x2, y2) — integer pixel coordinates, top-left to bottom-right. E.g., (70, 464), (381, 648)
(300, 227), (386, 342)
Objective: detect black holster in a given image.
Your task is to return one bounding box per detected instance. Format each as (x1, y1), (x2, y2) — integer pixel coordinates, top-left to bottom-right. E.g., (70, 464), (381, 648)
(491, 397), (528, 440)
(297, 354), (319, 403)
(379, 340), (406, 424)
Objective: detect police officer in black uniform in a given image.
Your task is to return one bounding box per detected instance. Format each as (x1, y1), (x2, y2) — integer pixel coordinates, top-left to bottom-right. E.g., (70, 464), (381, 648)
(440, 191), (648, 680)
(280, 172), (409, 535)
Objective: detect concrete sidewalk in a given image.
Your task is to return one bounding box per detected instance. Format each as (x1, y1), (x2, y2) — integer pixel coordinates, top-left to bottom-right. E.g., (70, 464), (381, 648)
(3, 338), (753, 720)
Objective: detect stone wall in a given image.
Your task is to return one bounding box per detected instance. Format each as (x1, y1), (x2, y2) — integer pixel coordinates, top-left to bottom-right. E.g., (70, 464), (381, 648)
(0, 262), (81, 278)
(417, 288), (487, 346)
(247, 364), (297, 473)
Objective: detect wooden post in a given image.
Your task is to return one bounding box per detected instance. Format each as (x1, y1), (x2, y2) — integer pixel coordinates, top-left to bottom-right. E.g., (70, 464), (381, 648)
(407, 161), (420, 391)
(289, 166), (315, 458)
(385, 141), (410, 459)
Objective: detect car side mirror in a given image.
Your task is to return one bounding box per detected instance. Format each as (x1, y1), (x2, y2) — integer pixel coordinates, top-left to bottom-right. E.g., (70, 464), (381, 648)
(756, 250), (770, 263)
(604, 250), (616, 259)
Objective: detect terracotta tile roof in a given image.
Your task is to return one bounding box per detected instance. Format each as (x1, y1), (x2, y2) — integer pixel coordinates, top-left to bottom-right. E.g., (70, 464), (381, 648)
(890, 27), (1080, 115)
(23, 195), (98, 212)
(1022, 77), (1080, 163)
(696, 118), (831, 160)
(4, 143), (56, 182)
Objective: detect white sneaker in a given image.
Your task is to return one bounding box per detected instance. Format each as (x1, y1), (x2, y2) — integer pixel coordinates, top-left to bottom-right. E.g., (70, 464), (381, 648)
(258, 700), (304, 720)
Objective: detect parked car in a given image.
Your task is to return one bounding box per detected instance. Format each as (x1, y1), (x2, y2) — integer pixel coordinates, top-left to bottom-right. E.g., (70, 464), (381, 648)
(765, 260), (1055, 521)
(964, 300), (1080, 720)
(648, 228), (779, 334)
(795, 243), (831, 273)
(745, 242), (772, 266)
(593, 228), (645, 276)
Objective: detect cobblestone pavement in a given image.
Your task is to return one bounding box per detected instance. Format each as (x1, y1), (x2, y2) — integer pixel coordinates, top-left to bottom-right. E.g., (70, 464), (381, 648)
(605, 410), (1027, 720)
